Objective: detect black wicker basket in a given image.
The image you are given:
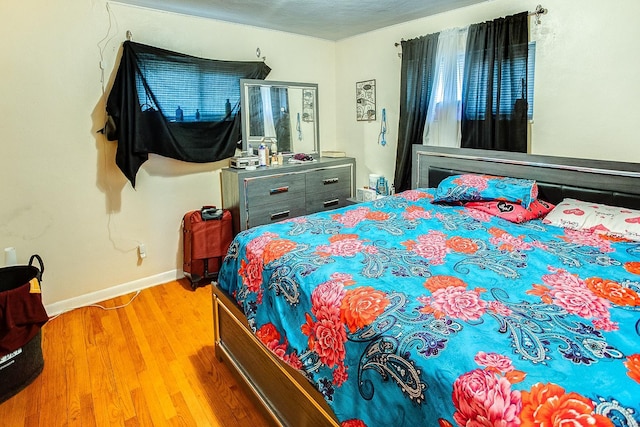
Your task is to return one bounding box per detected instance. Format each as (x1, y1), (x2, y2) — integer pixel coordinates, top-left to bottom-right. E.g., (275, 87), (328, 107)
(0, 255), (47, 403)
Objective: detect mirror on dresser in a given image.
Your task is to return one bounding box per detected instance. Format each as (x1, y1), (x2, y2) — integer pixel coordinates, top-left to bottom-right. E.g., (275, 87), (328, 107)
(240, 79), (319, 155)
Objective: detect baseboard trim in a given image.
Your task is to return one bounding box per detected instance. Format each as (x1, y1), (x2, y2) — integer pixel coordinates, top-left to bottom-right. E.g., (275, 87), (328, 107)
(45, 270), (183, 316)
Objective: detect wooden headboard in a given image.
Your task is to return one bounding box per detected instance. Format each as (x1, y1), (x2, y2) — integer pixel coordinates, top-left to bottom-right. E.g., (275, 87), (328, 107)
(411, 146), (640, 209)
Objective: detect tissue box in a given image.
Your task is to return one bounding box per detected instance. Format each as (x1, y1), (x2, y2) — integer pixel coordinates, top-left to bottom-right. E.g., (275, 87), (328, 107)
(356, 187), (377, 202)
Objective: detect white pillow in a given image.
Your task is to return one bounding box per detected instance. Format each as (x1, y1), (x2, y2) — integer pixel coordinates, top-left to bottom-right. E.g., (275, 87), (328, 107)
(543, 198), (640, 241)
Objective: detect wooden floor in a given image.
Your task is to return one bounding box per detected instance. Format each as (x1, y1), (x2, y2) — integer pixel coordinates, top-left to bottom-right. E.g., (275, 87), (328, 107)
(0, 279), (272, 427)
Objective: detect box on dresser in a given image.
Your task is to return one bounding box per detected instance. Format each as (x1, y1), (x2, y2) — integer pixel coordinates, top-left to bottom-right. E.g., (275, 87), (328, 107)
(221, 157), (356, 234)
(229, 155), (260, 169)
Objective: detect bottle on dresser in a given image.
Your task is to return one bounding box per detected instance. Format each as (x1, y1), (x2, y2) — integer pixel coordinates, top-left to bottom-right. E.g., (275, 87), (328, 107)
(258, 143), (267, 166)
(269, 138), (278, 165)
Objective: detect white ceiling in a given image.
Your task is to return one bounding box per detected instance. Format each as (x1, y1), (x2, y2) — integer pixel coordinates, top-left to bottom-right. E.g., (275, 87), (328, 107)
(114, 0), (488, 41)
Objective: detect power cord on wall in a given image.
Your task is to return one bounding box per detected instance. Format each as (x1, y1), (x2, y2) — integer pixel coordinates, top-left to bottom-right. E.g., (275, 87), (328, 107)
(47, 290), (141, 321)
(96, 3), (143, 255)
(97, 2), (119, 97)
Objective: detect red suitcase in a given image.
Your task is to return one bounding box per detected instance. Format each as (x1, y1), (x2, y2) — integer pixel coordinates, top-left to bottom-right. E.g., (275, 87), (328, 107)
(182, 206), (233, 289)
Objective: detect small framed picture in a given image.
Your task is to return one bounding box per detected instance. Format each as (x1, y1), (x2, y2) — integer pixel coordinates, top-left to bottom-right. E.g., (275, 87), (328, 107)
(356, 79), (376, 121)
(302, 89), (315, 122)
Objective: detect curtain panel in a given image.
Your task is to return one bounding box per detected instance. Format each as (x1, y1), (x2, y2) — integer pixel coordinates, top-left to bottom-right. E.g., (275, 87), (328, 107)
(461, 12), (529, 152)
(105, 41), (271, 187)
(422, 27), (469, 148)
(393, 33), (440, 192)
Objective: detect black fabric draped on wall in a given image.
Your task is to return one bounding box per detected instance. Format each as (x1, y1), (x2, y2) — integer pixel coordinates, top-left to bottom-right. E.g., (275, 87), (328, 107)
(461, 12), (529, 152)
(105, 41), (271, 187)
(393, 33), (440, 192)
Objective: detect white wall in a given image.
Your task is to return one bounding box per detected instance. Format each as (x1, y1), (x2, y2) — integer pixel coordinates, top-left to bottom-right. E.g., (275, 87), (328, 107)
(335, 0), (640, 188)
(3, 0), (639, 311)
(0, 0), (336, 310)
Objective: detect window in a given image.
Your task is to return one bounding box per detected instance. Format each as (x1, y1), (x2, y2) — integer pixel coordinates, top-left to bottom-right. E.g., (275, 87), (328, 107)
(431, 52), (465, 115)
(463, 42), (536, 120)
(137, 56), (249, 122)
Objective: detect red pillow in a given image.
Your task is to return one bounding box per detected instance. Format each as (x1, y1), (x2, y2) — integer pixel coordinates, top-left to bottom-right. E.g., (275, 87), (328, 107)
(465, 199), (555, 223)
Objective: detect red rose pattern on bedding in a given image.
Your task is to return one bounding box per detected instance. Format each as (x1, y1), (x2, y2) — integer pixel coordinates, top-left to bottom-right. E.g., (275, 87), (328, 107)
(438, 352), (615, 427)
(218, 188), (640, 427)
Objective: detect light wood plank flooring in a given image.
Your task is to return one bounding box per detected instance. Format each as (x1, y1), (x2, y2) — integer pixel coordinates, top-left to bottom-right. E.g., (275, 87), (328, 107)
(0, 279), (272, 426)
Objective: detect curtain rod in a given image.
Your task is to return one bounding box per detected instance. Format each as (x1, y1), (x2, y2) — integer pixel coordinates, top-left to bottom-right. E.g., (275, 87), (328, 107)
(529, 4), (548, 24)
(393, 5), (547, 47)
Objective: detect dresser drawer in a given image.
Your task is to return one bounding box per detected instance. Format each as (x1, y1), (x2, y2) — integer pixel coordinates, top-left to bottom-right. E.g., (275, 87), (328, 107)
(305, 190), (351, 213)
(247, 202), (307, 228)
(245, 173), (305, 208)
(305, 166), (352, 195)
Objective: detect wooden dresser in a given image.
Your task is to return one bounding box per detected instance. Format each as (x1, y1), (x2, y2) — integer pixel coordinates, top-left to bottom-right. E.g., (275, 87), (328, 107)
(221, 157), (355, 234)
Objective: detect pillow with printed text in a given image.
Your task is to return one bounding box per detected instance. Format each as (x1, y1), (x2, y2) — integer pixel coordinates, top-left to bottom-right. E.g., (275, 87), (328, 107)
(543, 198), (640, 241)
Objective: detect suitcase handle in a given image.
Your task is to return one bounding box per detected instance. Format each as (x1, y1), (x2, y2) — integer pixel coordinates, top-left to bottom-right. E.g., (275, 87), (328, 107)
(201, 206), (224, 221)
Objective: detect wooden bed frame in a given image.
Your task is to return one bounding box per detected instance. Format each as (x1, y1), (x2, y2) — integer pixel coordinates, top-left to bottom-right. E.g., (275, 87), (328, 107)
(212, 146), (640, 427)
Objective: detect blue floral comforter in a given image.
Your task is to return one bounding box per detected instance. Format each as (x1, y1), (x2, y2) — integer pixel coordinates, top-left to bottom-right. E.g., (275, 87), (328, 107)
(217, 189), (640, 427)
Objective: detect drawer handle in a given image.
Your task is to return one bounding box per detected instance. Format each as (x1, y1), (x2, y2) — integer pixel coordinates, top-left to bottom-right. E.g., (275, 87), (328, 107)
(323, 199), (339, 207)
(323, 177), (339, 185)
(271, 210), (291, 220)
(270, 186), (289, 195)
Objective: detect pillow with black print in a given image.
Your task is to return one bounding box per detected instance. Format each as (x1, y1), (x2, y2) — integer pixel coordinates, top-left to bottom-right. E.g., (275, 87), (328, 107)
(465, 199), (555, 223)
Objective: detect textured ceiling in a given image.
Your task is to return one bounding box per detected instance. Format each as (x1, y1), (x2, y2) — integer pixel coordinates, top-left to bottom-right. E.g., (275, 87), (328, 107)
(114, 0), (488, 41)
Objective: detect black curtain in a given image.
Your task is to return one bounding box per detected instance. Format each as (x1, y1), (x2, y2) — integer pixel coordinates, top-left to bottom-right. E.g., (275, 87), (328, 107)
(393, 33), (440, 192)
(461, 12), (529, 152)
(105, 41), (271, 187)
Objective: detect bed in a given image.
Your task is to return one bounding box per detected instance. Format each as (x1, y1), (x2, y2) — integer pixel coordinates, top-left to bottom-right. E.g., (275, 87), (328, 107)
(212, 146), (640, 427)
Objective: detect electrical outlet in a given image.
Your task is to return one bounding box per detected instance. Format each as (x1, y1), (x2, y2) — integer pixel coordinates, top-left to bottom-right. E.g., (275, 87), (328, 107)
(138, 243), (146, 259)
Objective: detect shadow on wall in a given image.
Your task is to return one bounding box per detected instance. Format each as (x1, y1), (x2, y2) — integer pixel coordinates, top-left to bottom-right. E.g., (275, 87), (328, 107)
(92, 42), (128, 215)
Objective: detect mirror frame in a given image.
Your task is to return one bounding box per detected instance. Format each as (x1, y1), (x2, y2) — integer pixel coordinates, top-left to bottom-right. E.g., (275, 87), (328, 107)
(240, 79), (320, 156)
